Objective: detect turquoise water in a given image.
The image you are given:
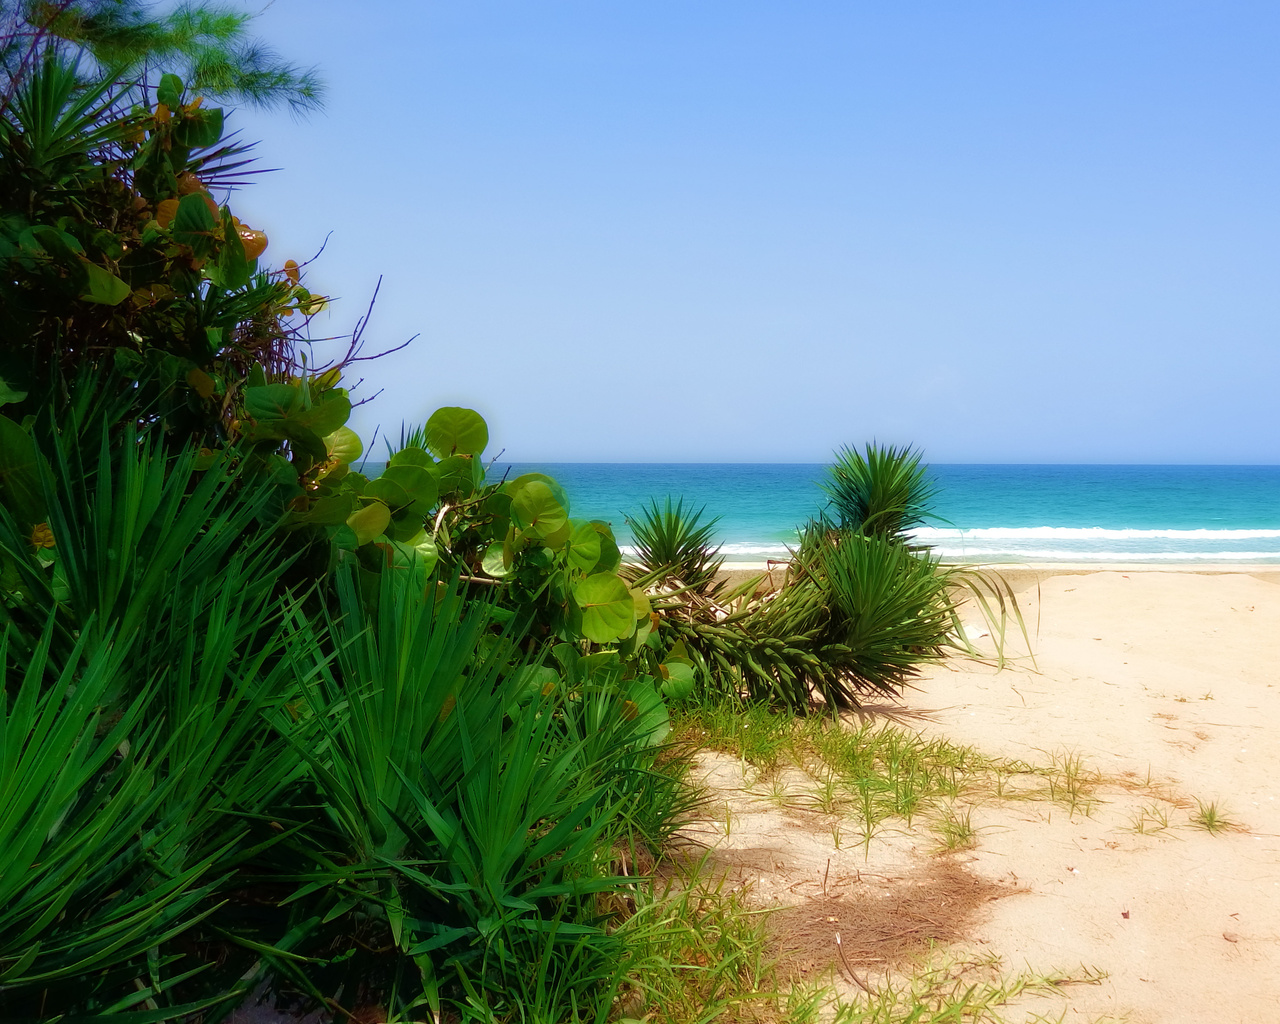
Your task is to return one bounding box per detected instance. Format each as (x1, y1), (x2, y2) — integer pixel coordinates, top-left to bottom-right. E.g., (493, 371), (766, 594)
(490, 463), (1280, 564)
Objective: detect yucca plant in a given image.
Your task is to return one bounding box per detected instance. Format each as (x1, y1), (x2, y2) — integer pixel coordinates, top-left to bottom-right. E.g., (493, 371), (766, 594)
(808, 530), (956, 700)
(0, 598), (323, 1018)
(624, 496), (724, 593)
(652, 446), (1029, 711)
(821, 443), (938, 540)
(0, 415), (285, 676)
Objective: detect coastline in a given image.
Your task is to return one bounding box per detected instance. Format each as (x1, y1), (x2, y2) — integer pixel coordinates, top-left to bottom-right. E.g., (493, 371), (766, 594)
(714, 561), (1280, 592)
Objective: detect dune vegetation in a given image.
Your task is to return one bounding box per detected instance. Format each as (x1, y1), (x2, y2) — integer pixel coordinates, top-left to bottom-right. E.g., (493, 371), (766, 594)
(1, 6), (1027, 1021)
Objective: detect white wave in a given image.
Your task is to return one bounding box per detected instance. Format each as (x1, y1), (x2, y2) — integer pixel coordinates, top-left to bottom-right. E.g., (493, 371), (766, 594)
(928, 548), (1280, 562)
(619, 542), (794, 562)
(718, 543), (797, 556)
(911, 526), (1280, 542)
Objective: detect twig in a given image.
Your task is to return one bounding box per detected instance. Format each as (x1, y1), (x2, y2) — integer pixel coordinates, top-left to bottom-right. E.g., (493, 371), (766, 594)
(458, 574), (502, 587)
(835, 932), (875, 995)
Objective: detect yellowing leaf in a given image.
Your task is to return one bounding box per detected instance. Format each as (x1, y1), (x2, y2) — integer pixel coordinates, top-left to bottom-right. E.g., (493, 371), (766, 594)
(238, 226), (267, 260)
(156, 198), (179, 228)
(346, 500), (390, 545)
(186, 367), (215, 399)
(316, 366), (342, 389)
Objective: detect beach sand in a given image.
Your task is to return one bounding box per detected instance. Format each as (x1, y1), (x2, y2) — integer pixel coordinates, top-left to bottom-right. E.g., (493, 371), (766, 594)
(687, 566), (1280, 1021)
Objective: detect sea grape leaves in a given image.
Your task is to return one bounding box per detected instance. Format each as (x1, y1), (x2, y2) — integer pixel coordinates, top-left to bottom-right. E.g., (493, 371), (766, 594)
(424, 407), (488, 459)
(509, 478), (568, 540)
(573, 573), (637, 644)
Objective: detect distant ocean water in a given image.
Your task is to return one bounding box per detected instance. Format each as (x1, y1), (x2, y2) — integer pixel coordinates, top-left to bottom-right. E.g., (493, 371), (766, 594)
(484, 463), (1280, 565)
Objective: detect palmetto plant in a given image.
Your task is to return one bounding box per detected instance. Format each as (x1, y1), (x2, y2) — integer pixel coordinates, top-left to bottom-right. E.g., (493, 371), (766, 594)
(273, 566), (660, 1019)
(0, 426), (327, 1017)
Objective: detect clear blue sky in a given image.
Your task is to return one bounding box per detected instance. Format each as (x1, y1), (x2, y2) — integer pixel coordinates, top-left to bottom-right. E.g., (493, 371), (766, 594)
(229, 1), (1280, 463)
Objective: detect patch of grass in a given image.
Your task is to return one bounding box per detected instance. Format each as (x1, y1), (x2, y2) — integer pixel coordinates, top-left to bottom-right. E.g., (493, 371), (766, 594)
(643, 706), (1154, 1023)
(930, 805), (979, 852)
(813, 770), (848, 815)
(615, 857), (781, 1022)
(1025, 749), (1103, 818)
(1190, 799), (1240, 835)
(1123, 802), (1175, 836)
(826, 952), (1108, 1022)
(764, 771), (793, 806)
(673, 699), (801, 779)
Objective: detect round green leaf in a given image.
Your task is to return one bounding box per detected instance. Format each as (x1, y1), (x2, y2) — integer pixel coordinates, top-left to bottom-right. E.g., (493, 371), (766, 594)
(540, 519), (571, 551)
(296, 493), (356, 525)
(389, 446), (434, 468)
(325, 426), (363, 466)
(380, 464), (439, 509)
(364, 476), (412, 510)
(296, 390), (351, 438)
(511, 665), (560, 707)
(509, 479), (568, 539)
(156, 73), (184, 108)
(386, 530), (439, 573)
(0, 375), (28, 407)
(482, 541), (512, 578)
(244, 383), (302, 421)
(387, 512), (428, 541)
(79, 261), (130, 305)
(347, 500), (390, 545)
(425, 407), (489, 458)
(660, 662), (696, 701)
(624, 677), (671, 746)
(573, 573), (638, 643)
(436, 454), (480, 497)
(507, 473), (569, 512)
(566, 520), (602, 572)
(590, 521), (622, 574)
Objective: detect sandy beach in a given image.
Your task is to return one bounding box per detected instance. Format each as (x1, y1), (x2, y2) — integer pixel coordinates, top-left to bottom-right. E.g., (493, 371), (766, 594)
(688, 566), (1280, 1021)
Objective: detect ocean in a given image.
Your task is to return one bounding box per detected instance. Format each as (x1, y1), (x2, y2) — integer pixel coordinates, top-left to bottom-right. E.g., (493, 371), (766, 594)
(484, 463), (1280, 565)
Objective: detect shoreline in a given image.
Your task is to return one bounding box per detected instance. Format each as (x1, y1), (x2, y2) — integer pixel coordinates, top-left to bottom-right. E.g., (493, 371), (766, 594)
(712, 561), (1280, 594)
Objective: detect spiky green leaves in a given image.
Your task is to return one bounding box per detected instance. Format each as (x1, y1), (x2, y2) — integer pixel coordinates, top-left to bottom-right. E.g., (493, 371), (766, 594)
(822, 443), (938, 539)
(626, 496), (724, 592)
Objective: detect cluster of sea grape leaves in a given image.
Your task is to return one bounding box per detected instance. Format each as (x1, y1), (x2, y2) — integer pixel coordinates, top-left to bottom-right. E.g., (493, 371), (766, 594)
(293, 402), (673, 653)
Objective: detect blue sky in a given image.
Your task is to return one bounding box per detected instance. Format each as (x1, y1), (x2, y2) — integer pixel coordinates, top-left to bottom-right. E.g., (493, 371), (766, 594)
(229, 1), (1280, 463)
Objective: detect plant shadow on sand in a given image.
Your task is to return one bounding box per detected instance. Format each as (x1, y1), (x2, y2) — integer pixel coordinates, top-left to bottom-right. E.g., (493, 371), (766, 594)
(662, 743), (1028, 1005)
